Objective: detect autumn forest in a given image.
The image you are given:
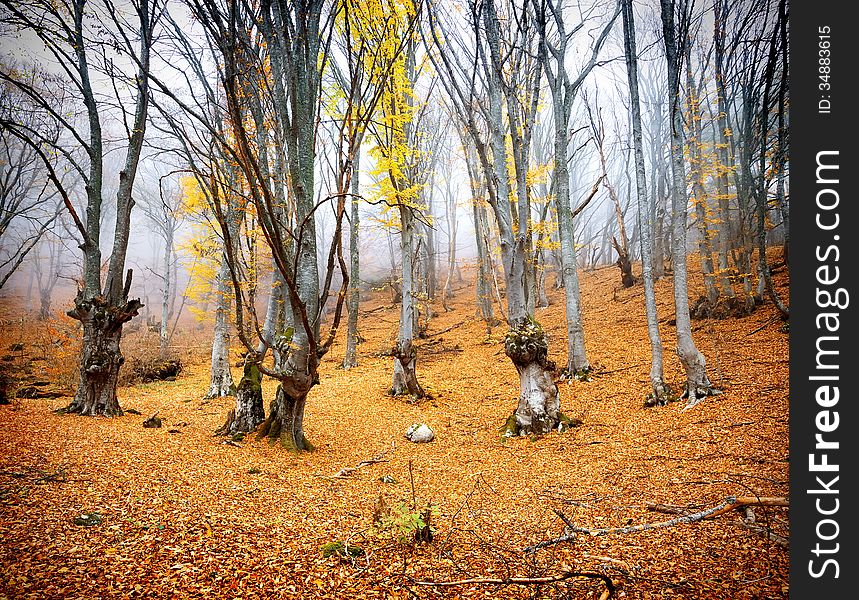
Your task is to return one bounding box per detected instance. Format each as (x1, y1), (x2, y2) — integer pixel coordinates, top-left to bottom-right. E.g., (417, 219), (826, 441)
(0, 0), (789, 598)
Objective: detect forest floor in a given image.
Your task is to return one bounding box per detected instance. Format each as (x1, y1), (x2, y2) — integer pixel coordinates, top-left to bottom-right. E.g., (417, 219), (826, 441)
(0, 253), (790, 599)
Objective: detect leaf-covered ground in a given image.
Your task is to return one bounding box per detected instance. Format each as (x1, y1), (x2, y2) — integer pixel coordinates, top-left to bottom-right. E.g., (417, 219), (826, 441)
(0, 257), (789, 599)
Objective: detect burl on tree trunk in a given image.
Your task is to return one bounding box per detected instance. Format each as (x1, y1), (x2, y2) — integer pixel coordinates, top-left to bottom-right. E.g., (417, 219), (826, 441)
(63, 293), (143, 417)
(390, 340), (424, 398)
(215, 361), (265, 436)
(612, 236), (636, 288)
(504, 318), (561, 436)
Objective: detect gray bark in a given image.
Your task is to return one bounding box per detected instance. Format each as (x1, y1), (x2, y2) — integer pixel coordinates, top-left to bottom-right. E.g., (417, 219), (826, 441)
(685, 63), (719, 311)
(60, 0), (156, 416)
(343, 145), (361, 369)
(483, 0), (526, 324)
(621, 0), (671, 404)
(254, 0), (327, 452)
(463, 144), (495, 324)
(256, 259), (286, 357)
(391, 204), (424, 397)
(442, 176), (457, 304)
(753, 0), (788, 317)
(660, 0), (716, 407)
(538, 0), (618, 376)
(159, 226), (173, 358)
(712, 0), (737, 297)
(206, 255), (236, 398)
(215, 361), (264, 436)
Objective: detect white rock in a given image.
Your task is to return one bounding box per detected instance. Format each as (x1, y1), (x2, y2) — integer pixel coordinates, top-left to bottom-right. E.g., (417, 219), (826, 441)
(405, 423), (434, 443)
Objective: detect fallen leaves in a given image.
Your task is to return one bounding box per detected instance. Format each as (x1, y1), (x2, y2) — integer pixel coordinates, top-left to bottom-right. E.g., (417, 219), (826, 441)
(0, 255), (789, 599)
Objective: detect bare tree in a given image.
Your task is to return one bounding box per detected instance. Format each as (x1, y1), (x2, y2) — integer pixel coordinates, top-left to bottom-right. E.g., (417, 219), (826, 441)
(1, 0), (161, 416)
(428, 0), (581, 434)
(0, 84), (63, 289)
(537, 0), (619, 378)
(153, 0), (409, 448)
(620, 0), (672, 405)
(138, 173), (184, 358)
(659, 0), (717, 407)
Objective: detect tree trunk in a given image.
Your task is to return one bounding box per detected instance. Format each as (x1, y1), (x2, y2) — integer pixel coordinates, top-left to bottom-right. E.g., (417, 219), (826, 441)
(57, 0), (152, 418)
(38, 290), (52, 321)
(686, 62), (719, 315)
(612, 236), (635, 288)
(535, 254), (550, 308)
(215, 361), (265, 436)
(343, 146), (361, 369)
(159, 228), (172, 358)
(558, 204), (589, 376)
(660, 0), (717, 408)
(64, 295), (142, 416)
(464, 145), (495, 325)
(257, 382), (313, 452)
(256, 262), (284, 356)
(753, 0), (788, 318)
(442, 179), (457, 304)
(423, 192), (437, 302)
(713, 0), (737, 298)
(206, 257), (235, 398)
(482, 0), (557, 431)
(542, 29), (590, 376)
(621, 0), (672, 405)
(653, 169), (667, 278)
(505, 318), (560, 435)
(391, 205), (424, 397)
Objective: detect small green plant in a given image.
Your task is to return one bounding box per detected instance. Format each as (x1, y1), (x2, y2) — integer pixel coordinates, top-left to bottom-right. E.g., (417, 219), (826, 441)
(378, 502), (439, 544)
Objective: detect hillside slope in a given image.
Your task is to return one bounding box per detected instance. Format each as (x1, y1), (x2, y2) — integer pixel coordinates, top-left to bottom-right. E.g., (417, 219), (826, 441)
(0, 255), (789, 599)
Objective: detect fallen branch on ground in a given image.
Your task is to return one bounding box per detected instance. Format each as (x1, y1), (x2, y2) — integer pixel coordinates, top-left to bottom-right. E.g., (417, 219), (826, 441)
(411, 570), (615, 599)
(570, 496), (787, 536)
(526, 497), (787, 551)
(426, 321), (465, 338)
(736, 506), (789, 548)
(746, 316), (780, 336)
(593, 364), (641, 377)
(646, 502), (701, 515)
(324, 443), (395, 479)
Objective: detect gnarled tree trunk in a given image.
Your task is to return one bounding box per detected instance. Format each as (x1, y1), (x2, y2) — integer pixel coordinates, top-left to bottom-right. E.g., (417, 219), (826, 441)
(215, 361), (264, 436)
(258, 377), (313, 452)
(506, 318), (560, 435)
(65, 293), (142, 416)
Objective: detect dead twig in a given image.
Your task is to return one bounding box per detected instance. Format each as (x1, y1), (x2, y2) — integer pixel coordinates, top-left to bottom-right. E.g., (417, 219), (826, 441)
(411, 570), (615, 599)
(553, 508), (576, 530)
(426, 320), (465, 338)
(570, 497), (787, 537)
(528, 497), (787, 551)
(735, 520), (789, 548)
(593, 364), (641, 377)
(326, 443), (395, 479)
(746, 316), (780, 336)
(646, 502), (701, 515)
